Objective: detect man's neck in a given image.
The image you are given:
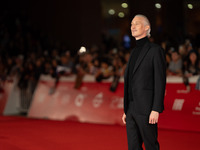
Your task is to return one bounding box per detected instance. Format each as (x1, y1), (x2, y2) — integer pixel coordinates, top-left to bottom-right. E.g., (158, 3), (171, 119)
(135, 36), (148, 47)
(135, 35), (148, 40)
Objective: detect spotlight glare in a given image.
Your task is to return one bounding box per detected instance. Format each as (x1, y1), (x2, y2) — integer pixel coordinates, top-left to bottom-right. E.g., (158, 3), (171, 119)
(121, 3), (128, 8)
(108, 9), (115, 15)
(155, 3), (161, 9)
(188, 4), (193, 9)
(79, 46), (86, 53)
(118, 12), (125, 18)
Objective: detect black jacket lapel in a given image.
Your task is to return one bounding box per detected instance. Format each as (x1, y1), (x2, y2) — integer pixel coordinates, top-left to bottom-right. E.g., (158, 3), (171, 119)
(132, 42), (151, 76)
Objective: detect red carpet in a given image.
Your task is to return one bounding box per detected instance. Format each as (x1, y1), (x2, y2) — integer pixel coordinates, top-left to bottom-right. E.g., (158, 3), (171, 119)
(0, 116), (200, 150)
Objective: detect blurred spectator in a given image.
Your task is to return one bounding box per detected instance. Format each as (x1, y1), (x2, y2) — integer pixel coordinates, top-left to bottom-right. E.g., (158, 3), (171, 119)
(43, 61), (52, 75)
(183, 50), (200, 91)
(9, 55), (24, 77)
(95, 59), (113, 82)
(5, 57), (15, 78)
(74, 52), (97, 89)
(0, 60), (6, 92)
(124, 52), (130, 64)
(185, 39), (193, 54)
(167, 50), (183, 76)
(165, 53), (171, 68)
(110, 56), (126, 92)
(49, 51), (74, 94)
(178, 44), (187, 62)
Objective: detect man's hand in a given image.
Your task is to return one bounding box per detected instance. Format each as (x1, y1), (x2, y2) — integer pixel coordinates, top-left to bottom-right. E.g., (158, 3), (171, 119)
(122, 113), (126, 124)
(149, 111), (159, 124)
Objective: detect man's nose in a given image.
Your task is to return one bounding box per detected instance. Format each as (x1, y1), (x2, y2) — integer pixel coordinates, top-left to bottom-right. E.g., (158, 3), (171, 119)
(131, 25), (135, 29)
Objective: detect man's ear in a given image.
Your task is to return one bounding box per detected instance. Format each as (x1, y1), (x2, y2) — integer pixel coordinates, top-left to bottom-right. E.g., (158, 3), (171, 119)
(145, 25), (150, 32)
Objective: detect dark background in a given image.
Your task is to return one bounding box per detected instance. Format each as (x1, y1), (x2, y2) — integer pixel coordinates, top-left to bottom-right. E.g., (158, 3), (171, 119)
(1, 0), (200, 52)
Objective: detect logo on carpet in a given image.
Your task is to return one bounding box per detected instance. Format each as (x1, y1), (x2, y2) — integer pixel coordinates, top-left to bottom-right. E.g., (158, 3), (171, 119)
(172, 99), (185, 111)
(192, 101), (200, 115)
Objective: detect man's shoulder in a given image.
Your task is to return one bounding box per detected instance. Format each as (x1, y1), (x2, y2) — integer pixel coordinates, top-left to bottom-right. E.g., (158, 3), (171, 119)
(149, 42), (161, 49)
(148, 42), (164, 52)
(147, 42), (164, 56)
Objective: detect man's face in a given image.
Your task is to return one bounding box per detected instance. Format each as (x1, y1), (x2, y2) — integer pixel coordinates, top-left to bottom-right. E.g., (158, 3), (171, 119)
(131, 16), (149, 40)
(171, 52), (179, 61)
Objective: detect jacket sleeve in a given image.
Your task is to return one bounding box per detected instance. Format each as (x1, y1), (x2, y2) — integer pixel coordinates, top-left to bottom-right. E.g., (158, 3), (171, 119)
(152, 46), (166, 113)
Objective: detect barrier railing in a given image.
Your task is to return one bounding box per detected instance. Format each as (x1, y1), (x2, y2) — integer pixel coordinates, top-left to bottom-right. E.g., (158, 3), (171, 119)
(27, 75), (200, 132)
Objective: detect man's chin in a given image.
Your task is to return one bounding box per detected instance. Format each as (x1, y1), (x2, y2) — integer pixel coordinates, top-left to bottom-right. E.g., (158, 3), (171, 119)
(131, 33), (136, 37)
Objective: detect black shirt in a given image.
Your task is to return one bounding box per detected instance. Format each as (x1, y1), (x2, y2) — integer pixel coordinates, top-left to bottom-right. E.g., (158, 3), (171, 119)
(128, 36), (149, 101)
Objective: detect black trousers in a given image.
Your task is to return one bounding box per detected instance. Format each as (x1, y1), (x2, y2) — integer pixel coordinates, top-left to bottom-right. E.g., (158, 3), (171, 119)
(126, 101), (159, 150)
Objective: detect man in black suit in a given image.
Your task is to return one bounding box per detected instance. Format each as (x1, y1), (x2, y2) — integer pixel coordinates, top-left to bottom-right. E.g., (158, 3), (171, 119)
(122, 14), (166, 150)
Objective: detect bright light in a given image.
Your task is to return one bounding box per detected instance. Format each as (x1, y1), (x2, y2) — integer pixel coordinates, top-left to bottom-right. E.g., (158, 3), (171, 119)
(188, 4), (193, 9)
(121, 3), (128, 8)
(108, 9), (115, 15)
(79, 46), (86, 53)
(155, 3), (161, 9)
(118, 12), (125, 18)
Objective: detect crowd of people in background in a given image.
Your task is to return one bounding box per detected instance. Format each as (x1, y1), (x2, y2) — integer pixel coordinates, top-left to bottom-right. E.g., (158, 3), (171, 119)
(0, 12), (200, 99)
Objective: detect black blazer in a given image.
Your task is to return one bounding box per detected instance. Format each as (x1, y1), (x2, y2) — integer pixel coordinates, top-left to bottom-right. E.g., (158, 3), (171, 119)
(124, 40), (166, 116)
